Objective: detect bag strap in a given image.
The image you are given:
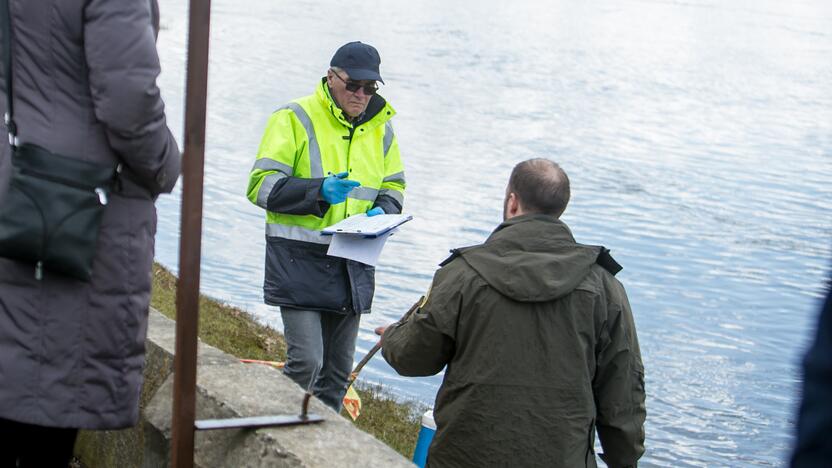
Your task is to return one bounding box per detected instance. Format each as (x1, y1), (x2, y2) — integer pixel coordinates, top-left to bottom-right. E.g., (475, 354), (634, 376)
(596, 247), (623, 276)
(0, 0), (15, 147)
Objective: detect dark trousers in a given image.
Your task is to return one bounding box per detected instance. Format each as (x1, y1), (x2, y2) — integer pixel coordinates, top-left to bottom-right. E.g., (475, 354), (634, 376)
(0, 418), (78, 468)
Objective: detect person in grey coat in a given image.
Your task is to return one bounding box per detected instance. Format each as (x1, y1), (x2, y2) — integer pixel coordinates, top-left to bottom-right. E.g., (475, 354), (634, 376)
(0, 0), (180, 465)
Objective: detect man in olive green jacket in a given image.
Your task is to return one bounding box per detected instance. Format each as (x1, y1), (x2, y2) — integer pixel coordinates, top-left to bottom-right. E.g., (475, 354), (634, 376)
(379, 159), (646, 467)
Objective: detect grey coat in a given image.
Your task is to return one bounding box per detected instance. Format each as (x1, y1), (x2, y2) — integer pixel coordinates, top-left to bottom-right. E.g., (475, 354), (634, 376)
(0, 0), (180, 429)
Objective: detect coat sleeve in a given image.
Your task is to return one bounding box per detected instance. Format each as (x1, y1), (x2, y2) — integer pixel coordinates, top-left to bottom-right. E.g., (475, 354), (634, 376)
(593, 274), (646, 468)
(247, 110), (329, 216)
(791, 286), (832, 467)
(373, 122), (405, 214)
(84, 0), (180, 196)
(381, 265), (459, 376)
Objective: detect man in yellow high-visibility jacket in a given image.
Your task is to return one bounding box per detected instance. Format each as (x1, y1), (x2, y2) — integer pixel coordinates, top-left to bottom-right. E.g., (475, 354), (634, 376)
(246, 42), (405, 411)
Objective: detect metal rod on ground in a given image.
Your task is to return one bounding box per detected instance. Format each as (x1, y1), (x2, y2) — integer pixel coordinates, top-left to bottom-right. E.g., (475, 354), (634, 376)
(347, 297), (424, 387)
(171, 0), (212, 466)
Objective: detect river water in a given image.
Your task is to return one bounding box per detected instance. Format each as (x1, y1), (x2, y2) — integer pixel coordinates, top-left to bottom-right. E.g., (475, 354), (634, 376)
(153, 0), (832, 466)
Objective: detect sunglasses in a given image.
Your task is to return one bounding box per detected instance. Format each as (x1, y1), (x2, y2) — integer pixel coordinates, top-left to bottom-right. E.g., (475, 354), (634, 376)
(331, 70), (378, 96)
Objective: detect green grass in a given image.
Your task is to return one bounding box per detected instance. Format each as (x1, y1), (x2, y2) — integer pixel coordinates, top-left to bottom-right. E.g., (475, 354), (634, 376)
(151, 263), (286, 361)
(150, 262), (422, 458)
(349, 382), (424, 456)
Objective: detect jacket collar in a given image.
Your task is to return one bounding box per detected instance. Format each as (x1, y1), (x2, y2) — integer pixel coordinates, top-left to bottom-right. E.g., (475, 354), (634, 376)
(316, 78), (394, 130)
(488, 214), (575, 244)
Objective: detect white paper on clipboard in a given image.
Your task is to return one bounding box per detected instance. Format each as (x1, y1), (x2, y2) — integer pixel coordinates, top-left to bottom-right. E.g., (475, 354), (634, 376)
(321, 213), (412, 237)
(326, 228), (398, 266)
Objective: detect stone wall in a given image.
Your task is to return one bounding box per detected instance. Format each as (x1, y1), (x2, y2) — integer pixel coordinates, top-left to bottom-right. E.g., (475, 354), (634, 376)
(74, 309), (413, 468)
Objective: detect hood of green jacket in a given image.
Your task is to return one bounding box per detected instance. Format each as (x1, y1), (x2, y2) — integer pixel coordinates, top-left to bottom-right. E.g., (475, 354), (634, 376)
(457, 214), (601, 302)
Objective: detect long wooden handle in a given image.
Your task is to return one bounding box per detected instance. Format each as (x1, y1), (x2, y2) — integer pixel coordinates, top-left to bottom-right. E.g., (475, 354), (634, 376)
(348, 296), (423, 385)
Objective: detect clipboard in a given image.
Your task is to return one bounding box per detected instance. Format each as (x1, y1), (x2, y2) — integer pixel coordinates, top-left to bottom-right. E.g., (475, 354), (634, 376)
(321, 213), (412, 238)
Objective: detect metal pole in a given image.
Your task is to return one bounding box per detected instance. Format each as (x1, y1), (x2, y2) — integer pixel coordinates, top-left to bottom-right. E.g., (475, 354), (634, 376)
(171, 0), (211, 466)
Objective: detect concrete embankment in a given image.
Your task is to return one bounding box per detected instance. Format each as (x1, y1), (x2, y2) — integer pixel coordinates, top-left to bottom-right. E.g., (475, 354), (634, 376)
(74, 308), (413, 467)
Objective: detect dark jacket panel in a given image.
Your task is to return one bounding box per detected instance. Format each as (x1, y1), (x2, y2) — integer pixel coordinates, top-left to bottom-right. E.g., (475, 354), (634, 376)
(264, 236), (378, 314)
(792, 283), (832, 467)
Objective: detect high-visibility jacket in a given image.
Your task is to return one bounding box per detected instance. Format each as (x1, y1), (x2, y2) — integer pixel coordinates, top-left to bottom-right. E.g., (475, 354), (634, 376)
(247, 80), (405, 242)
(246, 80), (405, 313)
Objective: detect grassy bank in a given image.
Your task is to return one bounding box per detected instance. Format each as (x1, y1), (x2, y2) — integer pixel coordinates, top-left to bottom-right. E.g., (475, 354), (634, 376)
(150, 263), (422, 458)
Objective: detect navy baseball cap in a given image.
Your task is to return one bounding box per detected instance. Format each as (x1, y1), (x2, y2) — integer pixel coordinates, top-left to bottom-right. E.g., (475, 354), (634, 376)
(330, 41), (384, 84)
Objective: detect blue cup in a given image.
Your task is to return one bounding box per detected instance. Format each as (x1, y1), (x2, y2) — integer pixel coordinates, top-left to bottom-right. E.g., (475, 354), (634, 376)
(412, 410), (436, 467)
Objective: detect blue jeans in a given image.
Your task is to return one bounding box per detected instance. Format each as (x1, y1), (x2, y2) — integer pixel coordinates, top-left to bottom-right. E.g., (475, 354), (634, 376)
(280, 307), (360, 411)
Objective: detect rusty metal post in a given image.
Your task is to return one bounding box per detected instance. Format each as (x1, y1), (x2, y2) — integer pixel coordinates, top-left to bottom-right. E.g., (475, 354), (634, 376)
(171, 0), (211, 466)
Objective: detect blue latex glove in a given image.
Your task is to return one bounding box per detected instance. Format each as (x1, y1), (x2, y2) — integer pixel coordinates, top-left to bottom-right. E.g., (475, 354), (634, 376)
(366, 207), (385, 217)
(321, 171), (360, 204)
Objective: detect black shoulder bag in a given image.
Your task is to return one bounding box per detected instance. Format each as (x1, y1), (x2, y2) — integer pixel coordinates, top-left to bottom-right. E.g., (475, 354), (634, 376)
(0, 0), (118, 281)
